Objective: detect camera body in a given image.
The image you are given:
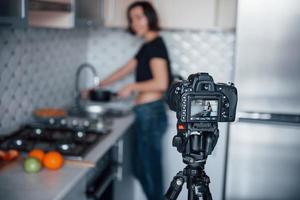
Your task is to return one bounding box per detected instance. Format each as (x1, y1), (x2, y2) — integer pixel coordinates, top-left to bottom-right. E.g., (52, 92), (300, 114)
(166, 73), (238, 165)
(164, 73), (238, 199)
(167, 73), (237, 124)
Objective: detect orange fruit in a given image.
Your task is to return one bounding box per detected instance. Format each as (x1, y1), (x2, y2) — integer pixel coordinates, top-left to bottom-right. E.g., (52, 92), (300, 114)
(43, 151), (64, 170)
(0, 150), (6, 160)
(1, 149), (20, 161)
(28, 149), (45, 162)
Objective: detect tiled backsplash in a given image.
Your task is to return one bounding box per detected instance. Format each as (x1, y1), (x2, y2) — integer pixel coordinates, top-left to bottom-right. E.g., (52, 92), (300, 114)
(0, 27), (235, 135)
(0, 28), (88, 134)
(87, 28), (235, 90)
(162, 30), (235, 82)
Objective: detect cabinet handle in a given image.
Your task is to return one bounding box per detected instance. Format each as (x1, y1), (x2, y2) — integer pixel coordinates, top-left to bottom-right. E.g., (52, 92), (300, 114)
(86, 164), (116, 199)
(108, 0), (116, 23)
(238, 112), (300, 126)
(115, 139), (124, 181)
(21, 0), (26, 18)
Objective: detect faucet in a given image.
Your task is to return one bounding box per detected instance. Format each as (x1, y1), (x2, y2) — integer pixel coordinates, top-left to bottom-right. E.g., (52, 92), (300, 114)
(75, 63), (100, 99)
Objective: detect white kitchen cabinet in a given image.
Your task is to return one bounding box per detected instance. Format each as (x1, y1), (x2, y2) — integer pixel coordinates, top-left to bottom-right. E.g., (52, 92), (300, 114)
(216, 0), (237, 29)
(76, 0), (104, 26)
(28, 0), (75, 29)
(103, 0), (236, 30)
(103, 0), (156, 28)
(154, 0), (217, 30)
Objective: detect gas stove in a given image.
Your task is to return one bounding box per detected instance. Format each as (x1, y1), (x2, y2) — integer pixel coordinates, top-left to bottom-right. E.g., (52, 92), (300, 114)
(0, 125), (109, 160)
(35, 114), (113, 134)
(36, 107), (131, 133)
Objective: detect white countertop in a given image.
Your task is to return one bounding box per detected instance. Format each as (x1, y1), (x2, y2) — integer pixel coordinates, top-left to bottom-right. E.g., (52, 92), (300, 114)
(0, 114), (134, 200)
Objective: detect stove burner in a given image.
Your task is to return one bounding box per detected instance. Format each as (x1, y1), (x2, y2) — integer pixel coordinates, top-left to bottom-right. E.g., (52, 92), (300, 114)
(27, 128), (51, 140)
(36, 115), (113, 133)
(0, 125), (107, 159)
(35, 128), (42, 135)
(15, 139), (23, 146)
(55, 142), (86, 157)
(75, 131), (86, 138)
(8, 137), (34, 151)
(56, 142), (76, 152)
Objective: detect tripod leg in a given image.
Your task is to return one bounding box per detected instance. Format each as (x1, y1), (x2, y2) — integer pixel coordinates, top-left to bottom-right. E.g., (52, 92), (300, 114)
(187, 171), (213, 200)
(193, 175), (213, 200)
(188, 184), (212, 200)
(164, 172), (185, 200)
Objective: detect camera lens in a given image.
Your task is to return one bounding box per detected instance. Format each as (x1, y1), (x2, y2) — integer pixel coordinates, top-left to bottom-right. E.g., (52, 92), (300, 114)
(167, 82), (182, 112)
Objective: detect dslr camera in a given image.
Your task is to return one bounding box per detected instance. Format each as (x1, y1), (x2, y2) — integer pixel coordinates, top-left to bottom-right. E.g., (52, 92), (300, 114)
(168, 72), (237, 124)
(166, 72), (237, 162)
(164, 72), (237, 200)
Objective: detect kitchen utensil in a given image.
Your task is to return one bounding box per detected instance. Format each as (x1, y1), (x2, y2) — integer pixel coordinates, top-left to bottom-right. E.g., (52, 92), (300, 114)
(77, 101), (108, 119)
(34, 108), (66, 118)
(33, 108), (67, 125)
(89, 88), (118, 102)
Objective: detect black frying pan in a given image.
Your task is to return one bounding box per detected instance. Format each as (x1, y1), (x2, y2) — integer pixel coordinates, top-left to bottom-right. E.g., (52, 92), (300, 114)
(89, 88), (117, 102)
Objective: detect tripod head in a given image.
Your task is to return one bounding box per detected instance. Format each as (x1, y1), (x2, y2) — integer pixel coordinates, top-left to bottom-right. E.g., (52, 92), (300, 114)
(164, 123), (219, 200)
(173, 122), (219, 168)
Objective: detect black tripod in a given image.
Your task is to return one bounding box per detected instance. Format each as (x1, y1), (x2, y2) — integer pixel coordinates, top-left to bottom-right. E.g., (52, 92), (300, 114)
(164, 164), (212, 200)
(164, 125), (219, 200)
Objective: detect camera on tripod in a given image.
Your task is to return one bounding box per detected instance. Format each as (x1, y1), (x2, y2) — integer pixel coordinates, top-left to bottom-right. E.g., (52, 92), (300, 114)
(164, 72), (238, 200)
(167, 72), (237, 123)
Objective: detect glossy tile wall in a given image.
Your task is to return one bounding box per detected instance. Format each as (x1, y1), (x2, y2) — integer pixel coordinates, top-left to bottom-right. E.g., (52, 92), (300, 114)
(86, 27), (235, 87)
(0, 26), (234, 136)
(0, 28), (88, 134)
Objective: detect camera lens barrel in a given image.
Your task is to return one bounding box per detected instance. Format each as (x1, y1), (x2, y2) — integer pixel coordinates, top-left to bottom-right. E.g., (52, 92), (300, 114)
(166, 81), (182, 111)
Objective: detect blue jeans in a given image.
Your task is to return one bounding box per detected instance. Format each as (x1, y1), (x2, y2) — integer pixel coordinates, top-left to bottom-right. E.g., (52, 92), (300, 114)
(131, 99), (168, 200)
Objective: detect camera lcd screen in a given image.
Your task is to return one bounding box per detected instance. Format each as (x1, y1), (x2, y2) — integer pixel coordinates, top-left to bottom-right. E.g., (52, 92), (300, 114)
(190, 99), (218, 120)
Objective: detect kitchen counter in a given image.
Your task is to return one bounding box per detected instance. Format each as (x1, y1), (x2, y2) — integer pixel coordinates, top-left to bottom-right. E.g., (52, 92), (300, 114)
(0, 114), (134, 200)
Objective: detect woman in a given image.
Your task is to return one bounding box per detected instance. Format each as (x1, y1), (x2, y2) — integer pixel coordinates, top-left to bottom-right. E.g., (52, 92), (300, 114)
(206, 102), (212, 116)
(100, 2), (172, 199)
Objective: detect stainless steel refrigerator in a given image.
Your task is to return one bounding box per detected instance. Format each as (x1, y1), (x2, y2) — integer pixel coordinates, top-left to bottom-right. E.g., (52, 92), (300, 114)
(225, 0), (300, 199)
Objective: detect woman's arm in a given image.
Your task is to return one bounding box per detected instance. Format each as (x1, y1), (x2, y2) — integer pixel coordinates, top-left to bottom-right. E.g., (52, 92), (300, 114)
(100, 58), (137, 87)
(118, 58), (169, 97)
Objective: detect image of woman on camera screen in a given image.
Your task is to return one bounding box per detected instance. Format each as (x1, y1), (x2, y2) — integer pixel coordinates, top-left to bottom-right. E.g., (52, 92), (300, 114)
(206, 102), (212, 116)
(99, 2), (172, 199)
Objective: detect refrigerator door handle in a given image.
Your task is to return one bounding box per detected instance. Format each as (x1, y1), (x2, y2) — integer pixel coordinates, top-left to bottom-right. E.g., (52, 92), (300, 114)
(237, 112), (300, 126)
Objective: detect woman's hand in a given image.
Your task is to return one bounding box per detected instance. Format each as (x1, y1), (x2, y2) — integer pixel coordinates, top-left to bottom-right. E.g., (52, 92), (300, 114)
(99, 79), (110, 88)
(117, 84), (136, 98)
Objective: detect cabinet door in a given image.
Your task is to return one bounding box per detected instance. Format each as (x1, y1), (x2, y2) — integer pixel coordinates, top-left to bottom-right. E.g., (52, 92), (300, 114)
(0, 0), (27, 28)
(102, 0), (236, 30)
(216, 0), (237, 29)
(76, 0), (103, 25)
(154, 0), (217, 30)
(28, 0), (75, 29)
(104, 0), (154, 28)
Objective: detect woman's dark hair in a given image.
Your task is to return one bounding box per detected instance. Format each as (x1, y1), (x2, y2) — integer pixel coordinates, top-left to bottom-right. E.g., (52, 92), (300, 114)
(127, 1), (160, 34)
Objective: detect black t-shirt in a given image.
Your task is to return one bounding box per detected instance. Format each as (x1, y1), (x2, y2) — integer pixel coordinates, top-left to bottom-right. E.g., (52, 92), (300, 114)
(135, 36), (172, 86)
